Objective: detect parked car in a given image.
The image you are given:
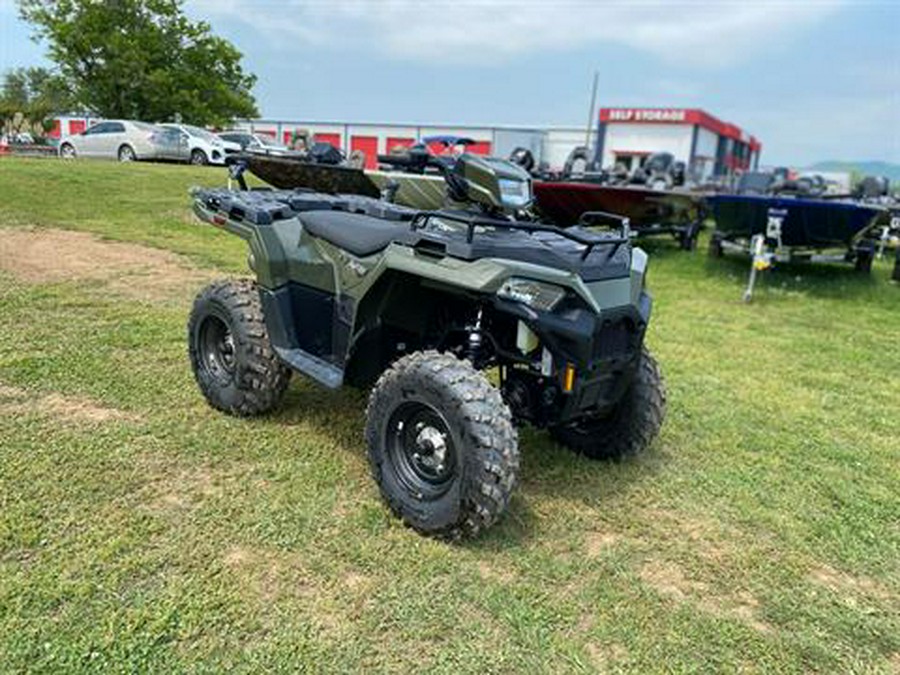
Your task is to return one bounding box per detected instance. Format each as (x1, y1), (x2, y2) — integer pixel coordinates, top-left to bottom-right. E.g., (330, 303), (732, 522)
(161, 123), (241, 165)
(217, 130), (289, 155)
(58, 120), (189, 162)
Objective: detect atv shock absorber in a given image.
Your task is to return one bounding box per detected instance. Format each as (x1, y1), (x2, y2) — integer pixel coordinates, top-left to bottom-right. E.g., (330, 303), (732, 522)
(465, 308), (485, 366)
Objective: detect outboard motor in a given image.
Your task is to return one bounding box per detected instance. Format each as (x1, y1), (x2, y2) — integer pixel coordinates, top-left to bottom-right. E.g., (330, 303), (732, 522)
(509, 147), (536, 174)
(562, 146), (591, 179)
(308, 142), (343, 165)
(855, 175), (889, 199)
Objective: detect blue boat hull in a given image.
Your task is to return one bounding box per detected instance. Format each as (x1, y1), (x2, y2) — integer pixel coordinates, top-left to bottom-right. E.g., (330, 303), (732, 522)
(707, 195), (882, 249)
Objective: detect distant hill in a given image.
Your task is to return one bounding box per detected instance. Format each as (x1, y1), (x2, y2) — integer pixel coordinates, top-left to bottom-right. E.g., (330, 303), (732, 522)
(806, 160), (900, 182)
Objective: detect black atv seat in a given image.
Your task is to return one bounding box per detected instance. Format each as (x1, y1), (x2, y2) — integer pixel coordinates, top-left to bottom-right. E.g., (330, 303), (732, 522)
(299, 211), (407, 257)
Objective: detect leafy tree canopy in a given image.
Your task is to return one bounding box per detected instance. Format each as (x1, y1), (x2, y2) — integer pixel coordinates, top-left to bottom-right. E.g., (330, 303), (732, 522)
(1, 66), (74, 133)
(18, 0), (259, 127)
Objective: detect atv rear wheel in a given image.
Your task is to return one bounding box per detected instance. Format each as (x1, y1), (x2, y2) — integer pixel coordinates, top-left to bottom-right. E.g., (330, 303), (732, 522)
(188, 279), (290, 416)
(365, 351), (519, 539)
(551, 347), (666, 461)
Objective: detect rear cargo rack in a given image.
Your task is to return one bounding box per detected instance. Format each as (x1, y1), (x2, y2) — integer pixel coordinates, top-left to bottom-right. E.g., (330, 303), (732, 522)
(409, 210), (631, 261)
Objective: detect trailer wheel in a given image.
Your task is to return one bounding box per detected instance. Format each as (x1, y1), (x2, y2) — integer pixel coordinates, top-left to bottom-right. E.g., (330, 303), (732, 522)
(188, 278), (291, 416)
(708, 235), (724, 258)
(854, 245), (875, 273)
(679, 223), (700, 251)
(365, 351), (519, 539)
(551, 347), (666, 461)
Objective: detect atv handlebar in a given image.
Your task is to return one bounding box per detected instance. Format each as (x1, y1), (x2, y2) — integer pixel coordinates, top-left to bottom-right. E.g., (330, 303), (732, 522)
(409, 210), (631, 261)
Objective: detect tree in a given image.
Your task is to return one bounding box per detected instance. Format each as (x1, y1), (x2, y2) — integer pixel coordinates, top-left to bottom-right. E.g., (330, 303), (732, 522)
(1, 66), (74, 135)
(18, 0), (259, 126)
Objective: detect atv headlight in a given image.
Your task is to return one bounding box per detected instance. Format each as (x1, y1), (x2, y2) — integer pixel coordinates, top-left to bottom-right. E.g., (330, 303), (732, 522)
(498, 278), (565, 311)
(498, 177), (531, 209)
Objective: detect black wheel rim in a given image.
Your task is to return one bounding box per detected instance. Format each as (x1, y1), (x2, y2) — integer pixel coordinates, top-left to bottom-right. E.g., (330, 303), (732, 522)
(198, 314), (236, 385)
(386, 401), (457, 499)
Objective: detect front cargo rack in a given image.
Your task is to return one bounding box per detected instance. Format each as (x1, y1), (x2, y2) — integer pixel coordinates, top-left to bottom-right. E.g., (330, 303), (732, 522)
(409, 209), (632, 261)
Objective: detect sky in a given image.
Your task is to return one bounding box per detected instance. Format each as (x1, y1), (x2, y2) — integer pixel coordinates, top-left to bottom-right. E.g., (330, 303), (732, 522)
(2, 0), (898, 166)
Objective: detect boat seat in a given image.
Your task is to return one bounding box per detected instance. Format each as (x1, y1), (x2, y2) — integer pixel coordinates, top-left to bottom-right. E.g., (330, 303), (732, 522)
(299, 210), (408, 257)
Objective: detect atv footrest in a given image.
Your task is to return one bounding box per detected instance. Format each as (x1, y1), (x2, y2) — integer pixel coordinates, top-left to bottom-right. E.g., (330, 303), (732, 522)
(274, 346), (344, 389)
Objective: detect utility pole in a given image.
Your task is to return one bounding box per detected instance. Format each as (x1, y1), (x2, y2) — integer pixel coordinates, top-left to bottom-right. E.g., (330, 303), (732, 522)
(584, 70), (599, 151)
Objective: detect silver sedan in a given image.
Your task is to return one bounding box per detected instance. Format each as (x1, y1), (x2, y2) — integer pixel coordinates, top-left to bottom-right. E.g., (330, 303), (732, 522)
(58, 120), (190, 162)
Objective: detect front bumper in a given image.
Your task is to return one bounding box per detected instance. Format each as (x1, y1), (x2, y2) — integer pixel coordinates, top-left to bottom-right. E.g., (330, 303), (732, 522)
(494, 290), (652, 424)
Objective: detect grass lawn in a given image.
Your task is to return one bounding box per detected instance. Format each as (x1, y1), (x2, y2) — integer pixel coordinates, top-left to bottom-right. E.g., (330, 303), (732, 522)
(0, 157), (898, 673)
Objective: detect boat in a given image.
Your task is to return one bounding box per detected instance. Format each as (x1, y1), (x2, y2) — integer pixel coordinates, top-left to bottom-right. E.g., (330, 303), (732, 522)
(238, 151), (381, 197)
(532, 181), (704, 249)
(705, 171), (886, 300)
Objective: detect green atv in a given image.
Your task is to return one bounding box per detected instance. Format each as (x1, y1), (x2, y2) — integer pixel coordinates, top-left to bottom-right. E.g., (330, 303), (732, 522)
(187, 154), (666, 538)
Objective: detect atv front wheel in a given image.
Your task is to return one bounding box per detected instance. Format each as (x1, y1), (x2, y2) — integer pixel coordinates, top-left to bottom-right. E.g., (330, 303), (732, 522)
(551, 347), (666, 461)
(188, 279), (290, 416)
(365, 351), (519, 539)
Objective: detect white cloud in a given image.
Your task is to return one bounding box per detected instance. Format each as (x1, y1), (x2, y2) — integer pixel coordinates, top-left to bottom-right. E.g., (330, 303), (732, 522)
(190, 0), (847, 67)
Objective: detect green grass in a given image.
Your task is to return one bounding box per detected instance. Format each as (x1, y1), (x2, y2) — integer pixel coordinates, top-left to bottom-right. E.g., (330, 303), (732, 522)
(1, 157), (898, 673)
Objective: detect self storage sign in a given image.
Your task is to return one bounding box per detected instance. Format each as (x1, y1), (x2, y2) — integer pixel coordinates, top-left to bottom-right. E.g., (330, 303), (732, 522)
(605, 109), (688, 123)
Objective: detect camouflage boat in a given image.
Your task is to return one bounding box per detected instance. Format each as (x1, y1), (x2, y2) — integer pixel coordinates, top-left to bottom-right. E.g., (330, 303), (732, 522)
(235, 150), (449, 210)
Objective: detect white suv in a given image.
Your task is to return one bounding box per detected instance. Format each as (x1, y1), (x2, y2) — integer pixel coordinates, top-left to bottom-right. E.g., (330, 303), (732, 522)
(161, 123), (241, 165)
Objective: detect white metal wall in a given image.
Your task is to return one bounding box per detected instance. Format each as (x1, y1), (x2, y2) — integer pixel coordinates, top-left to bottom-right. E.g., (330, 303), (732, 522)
(694, 127), (719, 179)
(600, 124), (694, 168)
(543, 129), (597, 169)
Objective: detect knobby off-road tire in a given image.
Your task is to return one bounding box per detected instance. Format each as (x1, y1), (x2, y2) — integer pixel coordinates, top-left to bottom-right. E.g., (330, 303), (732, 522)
(365, 351), (519, 539)
(551, 347), (666, 461)
(188, 279), (290, 416)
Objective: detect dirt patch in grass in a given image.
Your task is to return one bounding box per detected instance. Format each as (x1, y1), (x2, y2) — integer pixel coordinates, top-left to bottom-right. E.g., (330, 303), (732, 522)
(639, 559), (772, 633)
(0, 382), (139, 425)
(808, 564), (892, 601)
(143, 467), (220, 513)
(0, 227), (215, 301)
(585, 642), (628, 670)
(221, 544), (374, 635)
(584, 530), (622, 557)
(476, 558), (518, 584)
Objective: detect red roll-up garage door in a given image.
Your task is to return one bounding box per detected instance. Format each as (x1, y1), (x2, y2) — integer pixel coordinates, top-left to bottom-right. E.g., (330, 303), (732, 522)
(69, 120), (86, 135)
(386, 137), (414, 153)
(468, 141), (492, 155)
(350, 136), (378, 169)
(314, 133), (341, 149)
